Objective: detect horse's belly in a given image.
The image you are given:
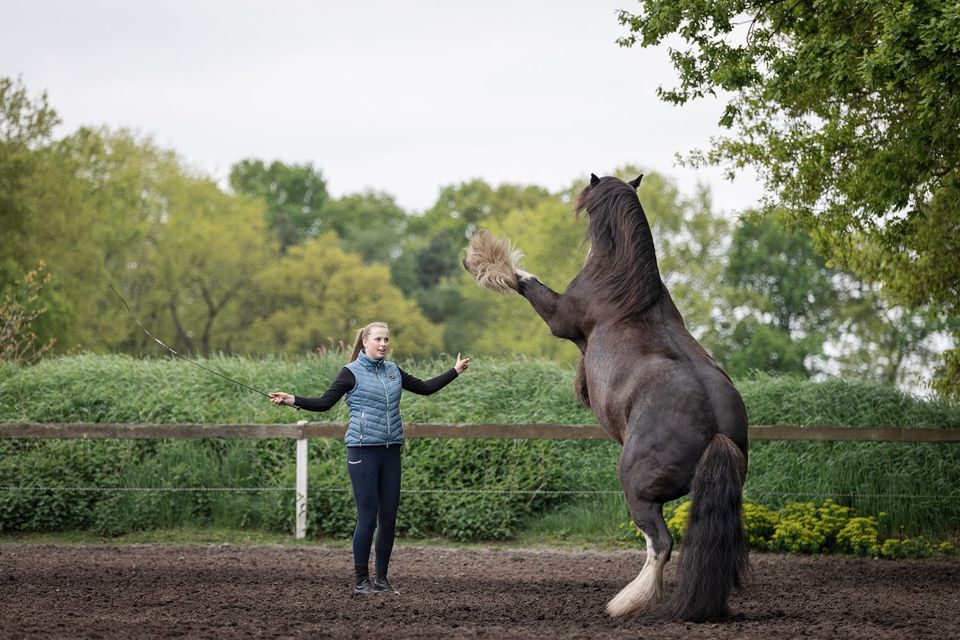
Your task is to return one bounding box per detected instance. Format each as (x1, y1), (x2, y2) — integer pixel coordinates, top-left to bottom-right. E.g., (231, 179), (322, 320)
(583, 354), (674, 442)
(585, 352), (746, 451)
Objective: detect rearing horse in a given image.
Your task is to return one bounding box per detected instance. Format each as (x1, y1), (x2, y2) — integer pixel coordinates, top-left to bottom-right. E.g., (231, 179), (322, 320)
(463, 173), (749, 622)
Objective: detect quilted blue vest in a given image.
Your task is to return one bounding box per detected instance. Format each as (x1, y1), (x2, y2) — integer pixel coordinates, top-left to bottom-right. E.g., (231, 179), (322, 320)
(343, 352), (404, 447)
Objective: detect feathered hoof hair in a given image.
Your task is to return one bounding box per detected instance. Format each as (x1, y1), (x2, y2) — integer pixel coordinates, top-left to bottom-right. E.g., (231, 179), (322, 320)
(463, 230), (523, 294)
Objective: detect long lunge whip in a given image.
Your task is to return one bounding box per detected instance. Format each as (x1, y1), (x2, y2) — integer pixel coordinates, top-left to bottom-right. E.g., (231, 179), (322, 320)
(110, 284), (279, 401)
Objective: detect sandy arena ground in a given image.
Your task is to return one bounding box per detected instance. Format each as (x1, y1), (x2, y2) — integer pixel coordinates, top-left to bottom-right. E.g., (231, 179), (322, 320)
(1, 543), (958, 639)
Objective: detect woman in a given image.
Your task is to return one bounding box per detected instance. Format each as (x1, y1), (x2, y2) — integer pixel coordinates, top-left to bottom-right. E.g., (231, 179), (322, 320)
(269, 321), (470, 595)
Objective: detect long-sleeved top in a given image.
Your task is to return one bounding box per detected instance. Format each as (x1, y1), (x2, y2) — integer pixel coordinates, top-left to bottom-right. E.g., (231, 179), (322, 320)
(294, 356), (459, 446)
(294, 366), (458, 411)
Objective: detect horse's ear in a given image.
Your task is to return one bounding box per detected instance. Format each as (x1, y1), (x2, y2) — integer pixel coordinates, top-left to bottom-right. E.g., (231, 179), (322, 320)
(590, 173), (600, 187)
(628, 175), (643, 190)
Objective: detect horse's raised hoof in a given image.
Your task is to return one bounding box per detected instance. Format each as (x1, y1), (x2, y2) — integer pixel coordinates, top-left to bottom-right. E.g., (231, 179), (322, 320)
(463, 230), (523, 294)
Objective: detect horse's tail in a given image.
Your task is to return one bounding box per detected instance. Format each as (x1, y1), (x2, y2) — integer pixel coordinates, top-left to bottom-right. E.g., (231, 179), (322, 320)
(659, 433), (748, 622)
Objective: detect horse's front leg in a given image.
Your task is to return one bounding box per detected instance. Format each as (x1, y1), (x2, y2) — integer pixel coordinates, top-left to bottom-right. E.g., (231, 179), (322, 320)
(518, 274), (585, 349)
(463, 230), (585, 348)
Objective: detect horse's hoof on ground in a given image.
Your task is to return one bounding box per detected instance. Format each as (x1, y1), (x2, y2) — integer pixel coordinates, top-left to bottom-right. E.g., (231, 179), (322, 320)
(606, 587), (657, 618)
(606, 596), (649, 618)
(605, 574), (663, 618)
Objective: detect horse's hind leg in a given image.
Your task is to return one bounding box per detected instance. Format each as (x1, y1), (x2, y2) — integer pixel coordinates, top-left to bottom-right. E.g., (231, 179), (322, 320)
(606, 500), (672, 617)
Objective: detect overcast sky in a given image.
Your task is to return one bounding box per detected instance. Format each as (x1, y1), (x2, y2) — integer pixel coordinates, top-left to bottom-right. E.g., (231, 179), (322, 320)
(2, 0), (763, 214)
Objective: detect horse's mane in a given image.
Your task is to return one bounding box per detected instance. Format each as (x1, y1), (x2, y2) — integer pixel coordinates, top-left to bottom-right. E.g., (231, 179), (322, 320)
(576, 176), (662, 316)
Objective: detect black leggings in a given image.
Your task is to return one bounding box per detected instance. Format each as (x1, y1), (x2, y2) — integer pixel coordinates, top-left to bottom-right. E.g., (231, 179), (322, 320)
(346, 445), (401, 575)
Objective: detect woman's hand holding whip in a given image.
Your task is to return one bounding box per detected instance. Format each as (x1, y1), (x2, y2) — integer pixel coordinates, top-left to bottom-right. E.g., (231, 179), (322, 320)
(269, 391), (295, 406)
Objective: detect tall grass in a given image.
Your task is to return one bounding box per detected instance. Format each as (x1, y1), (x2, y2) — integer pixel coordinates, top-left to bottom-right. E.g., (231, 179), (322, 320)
(736, 374), (960, 534)
(1, 354), (958, 536)
(739, 373), (960, 428)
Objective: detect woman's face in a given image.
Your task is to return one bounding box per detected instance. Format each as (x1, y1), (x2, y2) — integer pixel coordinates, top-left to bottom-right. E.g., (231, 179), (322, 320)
(363, 326), (390, 360)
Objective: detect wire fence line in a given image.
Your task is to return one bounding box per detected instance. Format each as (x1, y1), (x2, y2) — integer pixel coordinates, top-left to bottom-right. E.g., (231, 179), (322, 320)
(0, 486), (293, 493)
(0, 485), (952, 501)
(0, 486), (620, 495)
(3, 422), (960, 442)
(4, 422), (957, 537)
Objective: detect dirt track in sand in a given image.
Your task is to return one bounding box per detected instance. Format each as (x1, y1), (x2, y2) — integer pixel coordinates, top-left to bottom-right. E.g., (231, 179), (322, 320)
(1, 543), (958, 639)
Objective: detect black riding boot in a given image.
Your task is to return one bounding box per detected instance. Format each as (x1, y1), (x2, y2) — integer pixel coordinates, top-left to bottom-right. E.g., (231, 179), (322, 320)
(354, 566), (375, 594)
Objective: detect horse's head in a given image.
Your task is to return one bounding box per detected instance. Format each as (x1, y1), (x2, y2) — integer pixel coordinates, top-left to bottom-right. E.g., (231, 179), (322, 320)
(595, 173), (643, 189)
(575, 173), (649, 250)
(577, 173), (643, 217)
(575, 172), (661, 313)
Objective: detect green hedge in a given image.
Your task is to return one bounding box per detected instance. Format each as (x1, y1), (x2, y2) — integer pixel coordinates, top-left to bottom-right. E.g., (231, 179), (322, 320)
(1, 355), (958, 538)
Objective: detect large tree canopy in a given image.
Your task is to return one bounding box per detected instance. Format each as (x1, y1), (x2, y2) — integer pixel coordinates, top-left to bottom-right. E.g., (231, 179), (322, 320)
(617, 0), (960, 394)
(229, 159), (328, 253)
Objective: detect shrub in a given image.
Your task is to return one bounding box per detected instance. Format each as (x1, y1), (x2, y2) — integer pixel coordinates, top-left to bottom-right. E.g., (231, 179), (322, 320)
(837, 516), (880, 556)
(0, 439), (129, 533)
(742, 502), (779, 548)
(770, 502), (826, 553)
(264, 460), (354, 538)
(879, 536), (937, 559)
(814, 499), (853, 546)
(400, 439), (568, 541)
(665, 500), (691, 540)
(88, 440), (275, 535)
(630, 497), (953, 559)
(659, 499), (854, 553)
(617, 520), (644, 542)
(0, 262), (57, 366)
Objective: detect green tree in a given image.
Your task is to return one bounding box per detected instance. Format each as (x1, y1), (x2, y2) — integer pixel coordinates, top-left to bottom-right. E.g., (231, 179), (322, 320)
(410, 179), (551, 238)
(711, 211), (840, 377)
(389, 179), (552, 354)
(718, 318), (809, 378)
(711, 211), (951, 384)
(0, 85), (149, 352)
(726, 212), (839, 336)
(229, 159), (328, 252)
(321, 190), (408, 264)
(127, 168), (275, 357)
(0, 77), (65, 345)
(0, 77), (57, 250)
(240, 234), (443, 359)
(828, 280), (956, 390)
(35, 126), (277, 357)
(618, 0), (960, 394)
(51, 127), (176, 351)
(19, 125), (261, 357)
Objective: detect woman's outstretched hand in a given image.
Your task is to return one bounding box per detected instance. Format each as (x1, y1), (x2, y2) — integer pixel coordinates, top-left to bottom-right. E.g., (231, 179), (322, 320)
(454, 353), (471, 374)
(269, 391), (295, 406)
